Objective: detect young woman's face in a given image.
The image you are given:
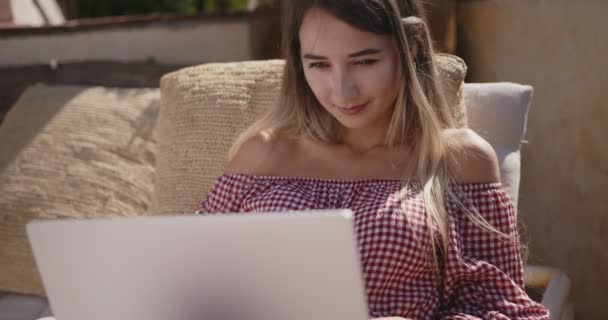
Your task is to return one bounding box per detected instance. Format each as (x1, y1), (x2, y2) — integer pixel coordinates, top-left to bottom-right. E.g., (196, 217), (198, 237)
(299, 7), (401, 132)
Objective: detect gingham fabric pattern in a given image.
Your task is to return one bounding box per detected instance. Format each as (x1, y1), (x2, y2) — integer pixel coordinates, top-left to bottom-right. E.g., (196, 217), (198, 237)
(196, 173), (549, 320)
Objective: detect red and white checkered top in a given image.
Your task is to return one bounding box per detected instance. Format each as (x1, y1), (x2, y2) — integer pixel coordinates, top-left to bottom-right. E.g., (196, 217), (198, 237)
(196, 173), (549, 320)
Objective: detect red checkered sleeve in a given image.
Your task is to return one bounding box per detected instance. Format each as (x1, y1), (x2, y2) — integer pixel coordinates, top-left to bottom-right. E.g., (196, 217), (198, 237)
(439, 183), (549, 320)
(195, 173), (254, 215)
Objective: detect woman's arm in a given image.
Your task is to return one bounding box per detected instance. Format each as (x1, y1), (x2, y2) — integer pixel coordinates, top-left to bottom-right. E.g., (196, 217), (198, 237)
(438, 129), (549, 319)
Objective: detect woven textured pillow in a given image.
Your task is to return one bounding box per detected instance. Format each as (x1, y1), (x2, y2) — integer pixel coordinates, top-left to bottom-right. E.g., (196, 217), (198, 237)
(152, 55), (468, 214)
(0, 84), (160, 296)
(464, 82), (533, 210)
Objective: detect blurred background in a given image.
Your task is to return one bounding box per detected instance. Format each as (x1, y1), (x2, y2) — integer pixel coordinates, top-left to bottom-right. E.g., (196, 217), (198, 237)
(67, 0), (249, 16)
(0, 1), (606, 319)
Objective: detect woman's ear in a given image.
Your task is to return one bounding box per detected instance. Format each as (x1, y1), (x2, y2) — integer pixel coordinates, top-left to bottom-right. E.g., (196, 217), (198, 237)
(402, 16), (425, 59)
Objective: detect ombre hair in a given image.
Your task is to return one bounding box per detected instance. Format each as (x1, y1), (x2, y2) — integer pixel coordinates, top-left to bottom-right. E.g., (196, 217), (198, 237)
(229, 0), (511, 266)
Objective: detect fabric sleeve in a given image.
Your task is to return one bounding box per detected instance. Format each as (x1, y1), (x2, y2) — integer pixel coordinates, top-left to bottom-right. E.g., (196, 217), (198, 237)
(438, 183), (550, 320)
(195, 173), (255, 215)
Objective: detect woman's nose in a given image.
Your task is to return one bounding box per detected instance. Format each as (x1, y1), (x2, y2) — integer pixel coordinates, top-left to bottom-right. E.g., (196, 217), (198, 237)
(330, 69), (359, 106)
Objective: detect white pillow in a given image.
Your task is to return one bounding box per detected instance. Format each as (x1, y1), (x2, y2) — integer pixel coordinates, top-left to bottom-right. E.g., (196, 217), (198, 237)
(464, 82), (533, 211)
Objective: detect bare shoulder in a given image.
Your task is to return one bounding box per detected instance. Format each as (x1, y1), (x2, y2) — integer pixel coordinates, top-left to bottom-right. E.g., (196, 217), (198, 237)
(225, 129), (295, 176)
(443, 128), (501, 183)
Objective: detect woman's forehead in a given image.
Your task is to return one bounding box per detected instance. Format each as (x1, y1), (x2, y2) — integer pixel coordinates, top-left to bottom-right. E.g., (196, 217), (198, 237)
(299, 7), (392, 57)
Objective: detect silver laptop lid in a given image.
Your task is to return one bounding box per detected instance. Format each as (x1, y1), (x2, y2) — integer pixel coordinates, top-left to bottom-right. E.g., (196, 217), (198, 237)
(27, 209), (368, 320)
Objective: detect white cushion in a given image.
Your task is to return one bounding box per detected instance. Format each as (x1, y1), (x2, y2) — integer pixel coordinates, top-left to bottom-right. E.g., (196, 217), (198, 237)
(0, 293), (51, 320)
(464, 82), (533, 211)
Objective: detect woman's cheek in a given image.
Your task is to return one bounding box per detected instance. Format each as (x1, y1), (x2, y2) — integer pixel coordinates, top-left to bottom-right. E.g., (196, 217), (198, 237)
(377, 62), (398, 84)
(373, 62), (400, 97)
(357, 68), (386, 96)
(305, 73), (329, 103)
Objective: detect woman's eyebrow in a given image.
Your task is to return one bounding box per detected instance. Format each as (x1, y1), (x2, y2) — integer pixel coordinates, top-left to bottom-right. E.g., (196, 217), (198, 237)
(302, 48), (383, 60)
(349, 48), (382, 58)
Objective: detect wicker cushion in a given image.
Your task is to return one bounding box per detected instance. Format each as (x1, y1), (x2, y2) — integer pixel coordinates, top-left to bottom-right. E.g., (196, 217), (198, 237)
(0, 84), (160, 296)
(152, 55), (467, 214)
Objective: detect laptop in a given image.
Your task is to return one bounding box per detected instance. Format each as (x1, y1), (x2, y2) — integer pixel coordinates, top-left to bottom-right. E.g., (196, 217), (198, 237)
(27, 210), (369, 320)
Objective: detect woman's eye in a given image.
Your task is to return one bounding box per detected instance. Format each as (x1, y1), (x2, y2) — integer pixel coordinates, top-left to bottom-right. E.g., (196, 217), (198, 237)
(309, 62), (330, 69)
(355, 59), (378, 66)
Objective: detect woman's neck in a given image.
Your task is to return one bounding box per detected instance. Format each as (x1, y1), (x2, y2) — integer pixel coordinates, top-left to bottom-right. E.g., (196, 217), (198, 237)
(338, 122), (391, 155)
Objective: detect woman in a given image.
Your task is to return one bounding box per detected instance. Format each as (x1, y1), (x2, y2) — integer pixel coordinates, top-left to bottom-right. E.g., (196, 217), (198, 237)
(197, 0), (550, 319)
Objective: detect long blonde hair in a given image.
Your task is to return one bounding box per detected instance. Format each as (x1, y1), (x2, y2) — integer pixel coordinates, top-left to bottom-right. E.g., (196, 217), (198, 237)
(229, 0), (509, 266)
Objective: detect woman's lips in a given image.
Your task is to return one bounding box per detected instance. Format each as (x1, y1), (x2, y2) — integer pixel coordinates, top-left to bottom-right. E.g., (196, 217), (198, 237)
(337, 102), (368, 115)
